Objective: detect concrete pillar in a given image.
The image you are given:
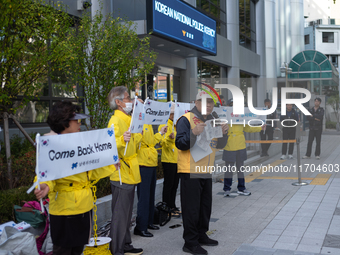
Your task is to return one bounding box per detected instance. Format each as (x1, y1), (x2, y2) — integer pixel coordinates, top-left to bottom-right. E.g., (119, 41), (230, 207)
(279, 0), (286, 77)
(227, 0), (240, 89)
(256, 0), (266, 106)
(291, 0), (304, 57)
(264, 0), (277, 90)
(285, 0), (292, 63)
(180, 58), (198, 103)
(276, 0), (281, 76)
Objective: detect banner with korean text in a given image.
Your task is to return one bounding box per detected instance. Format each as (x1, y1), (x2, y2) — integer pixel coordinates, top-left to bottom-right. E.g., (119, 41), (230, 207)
(144, 99), (172, 125)
(36, 128), (118, 182)
(130, 100), (145, 133)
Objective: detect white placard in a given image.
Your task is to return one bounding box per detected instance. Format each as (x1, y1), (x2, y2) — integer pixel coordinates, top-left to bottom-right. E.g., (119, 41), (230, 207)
(174, 102), (193, 124)
(144, 99), (171, 125)
(36, 128), (118, 182)
(130, 100), (145, 133)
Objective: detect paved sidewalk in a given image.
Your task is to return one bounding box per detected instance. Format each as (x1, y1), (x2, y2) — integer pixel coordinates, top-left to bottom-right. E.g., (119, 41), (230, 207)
(130, 134), (340, 255)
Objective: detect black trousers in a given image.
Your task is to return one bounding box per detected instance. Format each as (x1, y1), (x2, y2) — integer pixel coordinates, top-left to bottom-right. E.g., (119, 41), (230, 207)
(136, 166), (157, 231)
(306, 129), (322, 157)
(162, 162), (179, 209)
(282, 127), (296, 155)
(260, 129), (273, 154)
(180, 173), (212, 247)
(53, 245), (84, 255)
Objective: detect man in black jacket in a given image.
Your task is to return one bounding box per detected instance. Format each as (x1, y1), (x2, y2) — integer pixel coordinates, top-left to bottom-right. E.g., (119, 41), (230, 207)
(260, 99), (277, 157)
(303, 98), (324, 159)
(175, 91), (229, 255)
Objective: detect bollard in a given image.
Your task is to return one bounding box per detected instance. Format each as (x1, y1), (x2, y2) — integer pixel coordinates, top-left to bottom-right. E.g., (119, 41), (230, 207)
(292, 123), (308, 186)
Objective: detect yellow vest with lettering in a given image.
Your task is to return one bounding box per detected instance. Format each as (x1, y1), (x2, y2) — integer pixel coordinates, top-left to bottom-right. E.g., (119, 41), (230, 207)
(177, 112), (219, 174)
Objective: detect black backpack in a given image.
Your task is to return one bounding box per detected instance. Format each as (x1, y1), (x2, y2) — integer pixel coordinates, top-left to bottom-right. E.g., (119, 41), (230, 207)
(153, 202), (171, 226)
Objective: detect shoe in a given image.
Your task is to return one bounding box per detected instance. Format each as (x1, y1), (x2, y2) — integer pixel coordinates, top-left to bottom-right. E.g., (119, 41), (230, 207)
(148, 224), (160, 230)
(124, 248), (144, 255)
(280, 155), (286, 160)
(182, 244), (207, 255)
(237, 190), (251, 196)
(288, 155), (293, 159)
(260, 153), (266, 157)
(224, 190), (238, 197)
(198, 237), (219, 246)
(302, 155), (310, 159)
(133, 228), (153, 237)
(316, 156), (320, 159)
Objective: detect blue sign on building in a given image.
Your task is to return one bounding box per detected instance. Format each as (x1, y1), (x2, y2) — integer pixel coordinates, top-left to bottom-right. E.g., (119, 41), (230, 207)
(147, 0), (217, 55)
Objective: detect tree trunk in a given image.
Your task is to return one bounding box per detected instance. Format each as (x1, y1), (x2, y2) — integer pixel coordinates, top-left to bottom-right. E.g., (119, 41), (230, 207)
(3, 112), (13, 189)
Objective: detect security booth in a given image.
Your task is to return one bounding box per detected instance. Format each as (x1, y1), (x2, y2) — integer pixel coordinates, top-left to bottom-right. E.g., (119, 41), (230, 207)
(278, 50), (339, 130)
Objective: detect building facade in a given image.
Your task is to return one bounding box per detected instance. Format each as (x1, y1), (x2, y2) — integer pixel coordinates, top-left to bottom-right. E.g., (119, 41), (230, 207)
(3, 0), (305, 137)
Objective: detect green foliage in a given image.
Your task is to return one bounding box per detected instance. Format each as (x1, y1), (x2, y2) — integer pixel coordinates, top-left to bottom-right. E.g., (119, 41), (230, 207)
(0, 134), (36, 190)
(60, 7), (157, 129)
(0, 0), (73, 113)
(326, 121), (337, 129)
(0, 186), (36, 223)
(327, 94), (340, 123)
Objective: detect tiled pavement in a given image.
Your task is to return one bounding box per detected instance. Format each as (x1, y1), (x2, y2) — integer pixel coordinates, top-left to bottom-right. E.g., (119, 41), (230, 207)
(130, 133), (340, 255)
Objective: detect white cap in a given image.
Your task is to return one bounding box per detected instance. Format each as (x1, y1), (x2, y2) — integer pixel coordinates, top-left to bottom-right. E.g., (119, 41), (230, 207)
(196, 90), (213, 101)
(170, 102), (175, 114)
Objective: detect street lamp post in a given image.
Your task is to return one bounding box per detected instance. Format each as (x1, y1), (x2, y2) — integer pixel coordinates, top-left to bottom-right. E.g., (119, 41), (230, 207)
(280, 62), (292, 87)
(280, 62), (308, 186)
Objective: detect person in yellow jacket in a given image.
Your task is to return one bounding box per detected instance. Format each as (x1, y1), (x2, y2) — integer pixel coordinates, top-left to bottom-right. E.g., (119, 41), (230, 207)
(106, 86), (144, 255)
(34, 101), (116, 255)
(158, 102), (180, 214)
(223, 99), (264, 197)
(134, 122), (167, 237)
(175, 91), (229, 255)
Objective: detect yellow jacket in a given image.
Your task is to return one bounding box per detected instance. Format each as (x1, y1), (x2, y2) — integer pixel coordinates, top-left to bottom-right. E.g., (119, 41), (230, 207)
(158, 119), (178, 163)
(39, 167), (113, 216)
(137, 124), (162, 167)
(224, 125), (262, 151)
(107, 110), (142, 184)
(177, 112), (219, 174)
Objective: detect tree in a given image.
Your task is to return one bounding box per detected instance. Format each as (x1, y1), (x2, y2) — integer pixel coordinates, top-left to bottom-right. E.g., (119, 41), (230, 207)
(327, 94), (340, 131)
(0, 0), (72, 188)
(60, 8), (157, 129)
(0, 0), (72, 114)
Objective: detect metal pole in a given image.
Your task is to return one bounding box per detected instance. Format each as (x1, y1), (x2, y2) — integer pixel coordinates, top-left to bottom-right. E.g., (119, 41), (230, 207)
(9, 114), (35, 146)
(292, 124), (308, 186)
(3, 112), (13, 189)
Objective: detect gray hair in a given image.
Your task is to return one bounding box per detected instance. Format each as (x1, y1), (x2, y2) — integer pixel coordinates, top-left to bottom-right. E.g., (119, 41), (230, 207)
(107, 86), (128, 110)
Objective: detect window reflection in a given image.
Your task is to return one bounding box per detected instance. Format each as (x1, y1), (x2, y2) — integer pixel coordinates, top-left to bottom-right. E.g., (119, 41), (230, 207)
(13, 101), (49, 123)
(239, 0), (257, 52)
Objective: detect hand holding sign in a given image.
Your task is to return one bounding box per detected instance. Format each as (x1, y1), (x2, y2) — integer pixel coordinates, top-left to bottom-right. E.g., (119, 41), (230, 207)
(221, 123), (229, 134)
(192, 123), (206, 136)
(34, 183), (49, 200)
(123, 131), (131, 142)
(169, 132), (175, 139)
(160, 126), (168, 135)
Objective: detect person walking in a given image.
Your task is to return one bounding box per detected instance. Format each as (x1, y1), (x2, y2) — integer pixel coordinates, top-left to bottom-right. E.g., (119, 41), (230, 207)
(107, 86), (144, 255)
(280, 104), (300, 160)
(134, 123), (167, 237)
(303, 97), (324, 159)
(260, 99), (277, 157)
(158, 103), (180, 215)
(176, 91), (229, 255)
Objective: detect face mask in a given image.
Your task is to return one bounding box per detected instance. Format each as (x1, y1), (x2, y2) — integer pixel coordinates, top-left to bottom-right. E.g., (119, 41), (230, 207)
(122, 102), (133, 114)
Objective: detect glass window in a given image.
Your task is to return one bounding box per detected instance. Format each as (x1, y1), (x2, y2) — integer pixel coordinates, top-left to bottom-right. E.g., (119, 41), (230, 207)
(239, 0), (257, 52)
(322, 32), (334, 43)
(305, 34), (310, 45)
(197, 0), (227, 37)
(13, 101), (49, 124)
